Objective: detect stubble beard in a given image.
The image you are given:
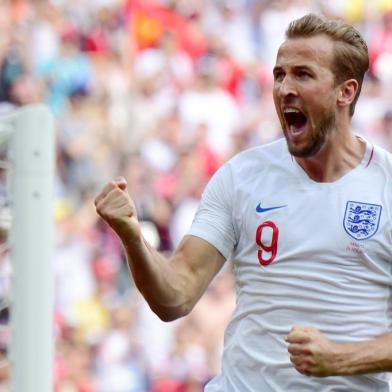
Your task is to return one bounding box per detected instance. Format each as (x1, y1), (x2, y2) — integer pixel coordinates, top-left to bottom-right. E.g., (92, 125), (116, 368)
(286, 111), (337, 158)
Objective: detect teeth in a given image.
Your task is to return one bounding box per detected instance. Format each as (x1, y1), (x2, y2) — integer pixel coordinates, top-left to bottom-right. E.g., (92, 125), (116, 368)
(283, 108), (300, 113)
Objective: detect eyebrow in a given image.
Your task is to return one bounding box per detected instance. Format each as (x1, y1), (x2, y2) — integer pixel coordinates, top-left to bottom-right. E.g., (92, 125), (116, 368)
(293, 65), (313, 71)
(273, 65), (314, 74)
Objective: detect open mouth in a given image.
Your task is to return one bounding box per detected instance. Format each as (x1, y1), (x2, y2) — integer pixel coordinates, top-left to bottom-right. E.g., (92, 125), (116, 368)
(283, 109), (308, 134)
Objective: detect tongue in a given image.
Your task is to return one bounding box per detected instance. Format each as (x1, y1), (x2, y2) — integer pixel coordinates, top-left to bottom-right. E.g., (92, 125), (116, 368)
(290, 125), (303, 135)
(288, 112), (307, 133)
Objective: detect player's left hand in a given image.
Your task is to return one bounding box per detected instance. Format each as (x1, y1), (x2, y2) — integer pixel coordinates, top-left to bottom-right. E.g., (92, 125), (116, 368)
(286, 325), (341, 377)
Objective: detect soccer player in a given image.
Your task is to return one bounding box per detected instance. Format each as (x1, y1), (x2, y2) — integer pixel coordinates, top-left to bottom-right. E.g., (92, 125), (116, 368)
(95, 13), (392, 391)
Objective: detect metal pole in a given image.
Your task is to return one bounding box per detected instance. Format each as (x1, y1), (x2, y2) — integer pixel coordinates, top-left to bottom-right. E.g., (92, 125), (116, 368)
(7, 104), (55, 392)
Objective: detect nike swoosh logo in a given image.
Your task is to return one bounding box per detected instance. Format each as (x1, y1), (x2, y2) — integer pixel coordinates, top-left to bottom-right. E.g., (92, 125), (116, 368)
(256, 203), (287, 213)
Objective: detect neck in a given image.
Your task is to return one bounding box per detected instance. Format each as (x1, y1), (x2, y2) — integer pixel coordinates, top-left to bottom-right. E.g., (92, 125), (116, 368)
(295, 127), (366, 183)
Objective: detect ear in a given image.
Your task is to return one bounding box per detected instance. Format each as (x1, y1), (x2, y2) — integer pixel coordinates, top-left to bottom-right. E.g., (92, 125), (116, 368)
(337, 79), (359, 109)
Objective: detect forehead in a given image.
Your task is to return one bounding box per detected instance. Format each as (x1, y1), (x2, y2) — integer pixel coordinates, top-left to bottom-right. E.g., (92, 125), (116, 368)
(275, 35), (335, 70)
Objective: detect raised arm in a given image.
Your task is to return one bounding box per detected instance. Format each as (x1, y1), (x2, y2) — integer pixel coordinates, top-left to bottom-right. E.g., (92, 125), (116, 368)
(94, 177), (226, 322)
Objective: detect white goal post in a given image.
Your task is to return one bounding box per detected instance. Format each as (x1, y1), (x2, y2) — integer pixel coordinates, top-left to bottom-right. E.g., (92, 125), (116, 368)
(0, 104), (55, 392)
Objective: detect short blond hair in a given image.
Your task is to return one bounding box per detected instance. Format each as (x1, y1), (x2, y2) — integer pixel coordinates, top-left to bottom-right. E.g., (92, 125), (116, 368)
(286, 13), (369, 116)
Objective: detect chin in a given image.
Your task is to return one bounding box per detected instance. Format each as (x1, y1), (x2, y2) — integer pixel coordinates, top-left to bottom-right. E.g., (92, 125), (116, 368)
(287, 139), (323, 158)
(285, 127), (328, 159)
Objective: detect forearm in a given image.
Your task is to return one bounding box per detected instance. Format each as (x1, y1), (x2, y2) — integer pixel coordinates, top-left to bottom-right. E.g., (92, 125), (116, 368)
(332, 331), (392, 375)
(122, 236), (191, 321)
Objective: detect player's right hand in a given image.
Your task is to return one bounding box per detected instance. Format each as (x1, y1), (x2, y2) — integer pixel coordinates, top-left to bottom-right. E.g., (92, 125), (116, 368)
(94, 176), (141, 241)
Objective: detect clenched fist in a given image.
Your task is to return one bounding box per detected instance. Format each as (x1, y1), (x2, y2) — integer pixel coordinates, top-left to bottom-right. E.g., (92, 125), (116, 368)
(286, 325), (342, 377)
(94, 177), (141, 241)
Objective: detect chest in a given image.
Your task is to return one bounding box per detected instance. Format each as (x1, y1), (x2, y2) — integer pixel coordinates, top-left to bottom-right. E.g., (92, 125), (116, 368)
(233, 179), (392, 270)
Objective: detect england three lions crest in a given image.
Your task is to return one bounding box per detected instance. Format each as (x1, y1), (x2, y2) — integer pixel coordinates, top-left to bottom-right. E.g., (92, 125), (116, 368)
(344, 201), (382, 240)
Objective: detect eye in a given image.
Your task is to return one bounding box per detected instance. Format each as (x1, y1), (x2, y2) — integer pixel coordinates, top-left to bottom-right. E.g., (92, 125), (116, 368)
(297, 70), (311, 80)
(273, 71), (285, 82)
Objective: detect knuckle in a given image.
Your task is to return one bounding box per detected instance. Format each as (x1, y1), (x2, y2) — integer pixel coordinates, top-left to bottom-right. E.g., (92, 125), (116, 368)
(94, 200), (102, 212)
(288, 345), (296, 354)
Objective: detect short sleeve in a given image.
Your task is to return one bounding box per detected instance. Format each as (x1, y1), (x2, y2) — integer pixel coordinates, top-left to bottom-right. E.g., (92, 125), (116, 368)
(187, 163), (237, 259)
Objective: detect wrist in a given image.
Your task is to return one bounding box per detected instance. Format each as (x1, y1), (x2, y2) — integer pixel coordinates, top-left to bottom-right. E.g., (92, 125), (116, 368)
(111, 217), (142, 243)
(327, 342), (355, 376)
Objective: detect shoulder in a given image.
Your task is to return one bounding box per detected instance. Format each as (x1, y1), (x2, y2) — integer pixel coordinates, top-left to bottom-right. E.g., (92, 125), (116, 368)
(225, 138), (289, 177)
(205, 138), (290, 193)
(367, 141), (392, 171)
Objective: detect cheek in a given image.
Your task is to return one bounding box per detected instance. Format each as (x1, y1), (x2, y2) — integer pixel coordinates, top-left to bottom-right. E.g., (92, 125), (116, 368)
(272, 87), (280, 104)
(307, 100), (336, 131)
(307, 90), (336, 115)
(272, 90), (283, 116)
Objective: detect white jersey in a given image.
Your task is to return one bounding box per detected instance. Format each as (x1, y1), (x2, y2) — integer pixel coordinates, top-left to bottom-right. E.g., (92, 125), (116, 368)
(188, 138), (392, 392)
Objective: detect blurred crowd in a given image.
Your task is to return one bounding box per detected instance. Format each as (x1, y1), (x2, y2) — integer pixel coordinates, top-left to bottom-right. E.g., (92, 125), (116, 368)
(0, 0), (392, 391)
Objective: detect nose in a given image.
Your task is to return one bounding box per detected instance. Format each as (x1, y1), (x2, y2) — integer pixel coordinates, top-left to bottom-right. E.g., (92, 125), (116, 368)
(277, 76), (297, 98)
